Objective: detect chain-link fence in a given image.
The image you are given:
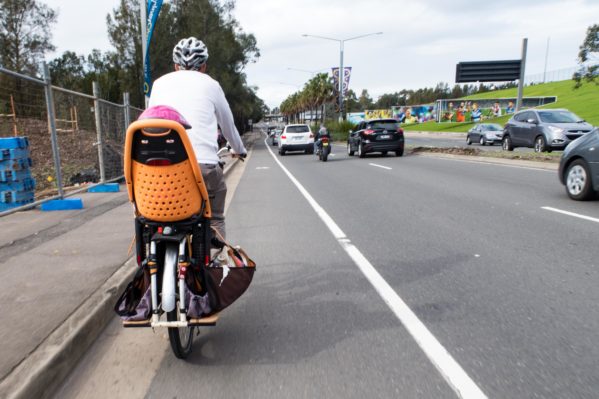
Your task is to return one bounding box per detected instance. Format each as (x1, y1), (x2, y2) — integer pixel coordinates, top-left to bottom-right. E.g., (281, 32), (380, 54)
(0, 63), (143, 215)
(524, 66), (579, 85)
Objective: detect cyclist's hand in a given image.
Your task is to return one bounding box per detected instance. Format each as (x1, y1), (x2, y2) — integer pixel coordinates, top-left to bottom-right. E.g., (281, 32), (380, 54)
(232, 152), (247, 161)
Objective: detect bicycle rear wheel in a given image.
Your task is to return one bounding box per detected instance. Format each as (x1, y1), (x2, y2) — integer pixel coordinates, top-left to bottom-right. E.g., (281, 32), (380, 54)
(164, 244), (195, 359)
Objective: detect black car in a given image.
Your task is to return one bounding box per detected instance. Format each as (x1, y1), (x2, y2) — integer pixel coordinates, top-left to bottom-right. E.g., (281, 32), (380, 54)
(347, 119), (404, 158)
(558, 127), (599, 200)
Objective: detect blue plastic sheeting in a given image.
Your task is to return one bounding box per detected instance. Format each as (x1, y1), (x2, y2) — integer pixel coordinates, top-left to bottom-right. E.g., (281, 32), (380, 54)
(40, 198), (84, 211)
(0, 137), (29, 149)
(88, 183), (120, 193)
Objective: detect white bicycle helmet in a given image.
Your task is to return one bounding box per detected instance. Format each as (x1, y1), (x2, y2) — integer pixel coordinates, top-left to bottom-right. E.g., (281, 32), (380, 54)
(172, 37), (209, 70)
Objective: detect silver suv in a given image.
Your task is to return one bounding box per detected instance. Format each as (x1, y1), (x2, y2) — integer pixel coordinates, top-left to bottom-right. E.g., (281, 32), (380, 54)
(502, 109), (593, 152)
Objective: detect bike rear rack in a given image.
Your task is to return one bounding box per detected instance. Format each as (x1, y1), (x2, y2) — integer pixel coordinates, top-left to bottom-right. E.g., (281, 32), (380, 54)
(122, 313), (219, 328)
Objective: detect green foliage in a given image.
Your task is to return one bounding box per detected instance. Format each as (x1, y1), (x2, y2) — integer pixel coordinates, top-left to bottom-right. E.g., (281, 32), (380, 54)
(280, 72), (334, 123)
(326, 120), (356, 142)
(0, 0), (57, 74)
(46, 0), (264, 130)
(573, 24), (599, 88)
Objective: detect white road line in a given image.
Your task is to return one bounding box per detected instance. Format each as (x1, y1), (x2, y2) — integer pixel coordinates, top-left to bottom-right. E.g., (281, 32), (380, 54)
(264, 138), (487, 399)
(369, 163), (392, 170)
(541, 206), (599, 223)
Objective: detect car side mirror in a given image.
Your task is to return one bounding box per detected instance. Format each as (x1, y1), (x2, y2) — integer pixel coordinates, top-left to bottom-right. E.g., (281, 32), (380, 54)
(527, 118), (537, 124)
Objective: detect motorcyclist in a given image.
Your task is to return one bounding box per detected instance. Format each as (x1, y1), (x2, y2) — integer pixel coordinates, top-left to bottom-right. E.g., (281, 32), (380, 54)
(314, 124), (330, 153)
(149, 37), (246, 238)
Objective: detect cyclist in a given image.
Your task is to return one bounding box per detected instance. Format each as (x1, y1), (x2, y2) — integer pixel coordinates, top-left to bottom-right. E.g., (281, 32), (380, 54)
(149, 37), (247, 238)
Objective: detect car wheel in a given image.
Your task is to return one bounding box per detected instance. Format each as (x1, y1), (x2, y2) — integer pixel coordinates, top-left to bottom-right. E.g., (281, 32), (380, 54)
(479, 136), (485, 146)
(395, 148), (404, 157)
(466, 135), (472, 145)
(534, 136), (548, 153)
(381, 151), (388, 156)
(565, 159), (595, 200)
(502, 136), (514, 151)
(358, 142), (365, 158)
(279, 148), (285, 155)
(347, 142), (355, 156)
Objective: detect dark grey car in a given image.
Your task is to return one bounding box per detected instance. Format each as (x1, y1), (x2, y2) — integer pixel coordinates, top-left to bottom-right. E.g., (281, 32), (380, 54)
(558, 128), (599, 200)
(466, 123), (503, 146)
(502, 109), (593, 153)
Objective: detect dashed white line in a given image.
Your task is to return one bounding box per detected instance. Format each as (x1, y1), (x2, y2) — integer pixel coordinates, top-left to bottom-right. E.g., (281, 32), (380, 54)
(264, 137), (487, 399)
(541, 206), (599, 223)
(369, 163), (392, 170)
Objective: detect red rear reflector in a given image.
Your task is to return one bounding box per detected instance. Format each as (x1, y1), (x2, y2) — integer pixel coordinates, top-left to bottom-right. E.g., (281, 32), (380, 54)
(205, 255), (210, 265)
(147, 159), (172, 166)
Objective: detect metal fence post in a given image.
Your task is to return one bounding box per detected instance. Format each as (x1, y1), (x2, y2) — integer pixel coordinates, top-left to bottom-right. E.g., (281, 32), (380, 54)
(93, 81), (106, 182)
(123, 92), (131, 128)
(42, 62), (65, 198)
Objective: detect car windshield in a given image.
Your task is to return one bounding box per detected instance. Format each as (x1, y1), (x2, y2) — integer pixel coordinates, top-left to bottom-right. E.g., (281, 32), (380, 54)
(538, 111), (580, 123)
(482, 124), (502, 131)
(367, 120), (398, 130)
(287, 125), (310, 133)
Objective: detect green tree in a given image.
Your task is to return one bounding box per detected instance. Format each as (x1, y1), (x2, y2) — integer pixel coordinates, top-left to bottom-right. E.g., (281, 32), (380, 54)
(573, 23), (599, 88)
(358, 89), (374, 110)
(0, 0), (57, 74)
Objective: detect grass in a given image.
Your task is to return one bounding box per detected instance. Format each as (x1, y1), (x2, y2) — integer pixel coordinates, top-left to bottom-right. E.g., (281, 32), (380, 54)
(403, 80), (599, 133)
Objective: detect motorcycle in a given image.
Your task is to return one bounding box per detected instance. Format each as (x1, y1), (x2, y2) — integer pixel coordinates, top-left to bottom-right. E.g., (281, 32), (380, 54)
(117, 105), (254, 359)
(315, 135), (331, 162)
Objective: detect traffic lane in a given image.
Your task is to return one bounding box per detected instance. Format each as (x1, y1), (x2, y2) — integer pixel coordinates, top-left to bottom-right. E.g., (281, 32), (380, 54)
(144, 138), (455, 398)
(274, 150), (599, 397)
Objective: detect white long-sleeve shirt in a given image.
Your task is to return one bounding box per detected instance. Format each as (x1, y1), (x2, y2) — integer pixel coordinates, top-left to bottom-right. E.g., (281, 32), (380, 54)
(148, 70), (246, 164)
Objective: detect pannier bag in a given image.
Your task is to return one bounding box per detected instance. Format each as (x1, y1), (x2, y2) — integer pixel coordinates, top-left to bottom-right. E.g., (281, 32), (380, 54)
(203, 229), (256, 314)
(114, 266), (151, 321)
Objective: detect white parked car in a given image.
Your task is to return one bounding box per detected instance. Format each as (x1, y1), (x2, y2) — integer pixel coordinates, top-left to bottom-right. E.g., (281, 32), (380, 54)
(278, 124), (314, 155)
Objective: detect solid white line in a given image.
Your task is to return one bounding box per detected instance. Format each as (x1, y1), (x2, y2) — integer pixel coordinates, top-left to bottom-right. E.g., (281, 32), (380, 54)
(369, 163), (392, 170)
(263, 138), (487, 399)
(541, 206), (599, 223)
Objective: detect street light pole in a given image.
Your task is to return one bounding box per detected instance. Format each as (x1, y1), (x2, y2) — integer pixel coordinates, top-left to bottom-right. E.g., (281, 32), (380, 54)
(339, 41), (344, 122)
(302, 32), (382, 122)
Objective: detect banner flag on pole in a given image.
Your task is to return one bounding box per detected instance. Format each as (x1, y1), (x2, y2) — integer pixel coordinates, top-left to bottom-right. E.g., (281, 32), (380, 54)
(144, 0), (163, 97)
(331, 67), (352, 96)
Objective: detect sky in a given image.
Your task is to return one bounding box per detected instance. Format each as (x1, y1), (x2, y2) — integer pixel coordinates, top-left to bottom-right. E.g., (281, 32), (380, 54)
(44, 0), (599, 109)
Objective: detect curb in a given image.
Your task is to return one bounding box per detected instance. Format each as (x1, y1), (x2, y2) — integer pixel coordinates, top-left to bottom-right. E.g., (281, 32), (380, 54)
(413, 151), (559, 170)
(0, 132), (258, 399)
(0, 257), (137, 399)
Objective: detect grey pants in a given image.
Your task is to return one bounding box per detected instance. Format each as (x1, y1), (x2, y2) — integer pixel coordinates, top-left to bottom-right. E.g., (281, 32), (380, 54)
(200, 163), (227, 239)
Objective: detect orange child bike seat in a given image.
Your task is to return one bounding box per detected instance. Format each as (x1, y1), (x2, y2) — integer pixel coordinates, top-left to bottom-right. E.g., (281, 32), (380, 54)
(124, 118), (211, 221)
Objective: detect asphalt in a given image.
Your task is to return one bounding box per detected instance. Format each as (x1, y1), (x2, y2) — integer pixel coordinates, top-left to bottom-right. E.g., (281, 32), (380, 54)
(53, 132), (599, 398)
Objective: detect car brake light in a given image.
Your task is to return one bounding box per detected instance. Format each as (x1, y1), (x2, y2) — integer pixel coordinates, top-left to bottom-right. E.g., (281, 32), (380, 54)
(397, 127), (404, 134)
(309, 133), (314, 138)
(321, 137), (329, 142)
(147, 159), (172, 166)
(281, 135), (286, 139)
(364, 129), (375, 135)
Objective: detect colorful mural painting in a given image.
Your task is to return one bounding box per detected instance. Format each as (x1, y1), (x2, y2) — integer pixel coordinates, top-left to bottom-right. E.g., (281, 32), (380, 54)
(365, 109), (393, 120)
(392, 105), (436, 124)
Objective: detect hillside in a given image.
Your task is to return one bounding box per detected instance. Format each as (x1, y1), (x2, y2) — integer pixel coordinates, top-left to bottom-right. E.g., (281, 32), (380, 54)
(403, 80), (599, 133)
